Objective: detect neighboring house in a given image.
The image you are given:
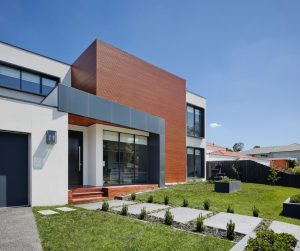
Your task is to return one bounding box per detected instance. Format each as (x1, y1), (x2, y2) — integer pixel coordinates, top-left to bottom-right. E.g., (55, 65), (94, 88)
(242, 144), (300, 163)
(0, 39), (206, 207)
(207, 142), (270, 166)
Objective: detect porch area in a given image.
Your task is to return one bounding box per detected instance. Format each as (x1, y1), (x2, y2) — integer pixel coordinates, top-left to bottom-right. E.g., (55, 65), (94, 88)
(68, 184), (158, 204)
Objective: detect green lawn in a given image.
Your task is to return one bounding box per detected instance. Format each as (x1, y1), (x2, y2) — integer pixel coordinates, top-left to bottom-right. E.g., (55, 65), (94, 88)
(137, 182), (300, 226)
(33, 208), (233, 251)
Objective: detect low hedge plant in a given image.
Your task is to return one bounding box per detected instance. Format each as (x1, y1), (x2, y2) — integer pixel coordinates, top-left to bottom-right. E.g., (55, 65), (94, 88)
(290, 194), (300, 203)
(246, 229), (297, 251)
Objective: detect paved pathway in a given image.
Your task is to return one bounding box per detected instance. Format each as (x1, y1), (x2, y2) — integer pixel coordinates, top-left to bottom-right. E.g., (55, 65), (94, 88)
(150, 207), (211, 223)
(112, 202), (169, 214)
(0, 207), (42, 251)
(204, 212), (262, 235)
(76, 200), (136, 210)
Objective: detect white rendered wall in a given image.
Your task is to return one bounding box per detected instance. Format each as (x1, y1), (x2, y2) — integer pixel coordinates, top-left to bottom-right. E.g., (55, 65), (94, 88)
(0, 42), (71, 86)
(0, 97), (68, 206)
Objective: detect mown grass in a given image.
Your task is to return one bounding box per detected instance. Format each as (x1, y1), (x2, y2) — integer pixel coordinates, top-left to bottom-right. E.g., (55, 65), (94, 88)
(137, 182), (300, 225)
(33, 207), (233, 251)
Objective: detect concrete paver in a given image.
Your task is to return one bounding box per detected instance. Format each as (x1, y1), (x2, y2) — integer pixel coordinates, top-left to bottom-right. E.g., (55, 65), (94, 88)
(149, 207), (211, 223)
(113, 203), (169, 214)
(204, 212), (262, 234)
(76, 200), (136, 210)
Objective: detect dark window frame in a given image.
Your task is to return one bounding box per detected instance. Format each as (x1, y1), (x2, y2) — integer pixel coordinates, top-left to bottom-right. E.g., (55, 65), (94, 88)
(187, 147), (205, 178)
(0, 61), (59, 97)
(103, 130), (148, 185)
(186, 104), (205, 138)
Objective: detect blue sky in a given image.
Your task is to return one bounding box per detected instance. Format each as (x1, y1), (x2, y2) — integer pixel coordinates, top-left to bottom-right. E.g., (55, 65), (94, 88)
(1, 0), (299, 150)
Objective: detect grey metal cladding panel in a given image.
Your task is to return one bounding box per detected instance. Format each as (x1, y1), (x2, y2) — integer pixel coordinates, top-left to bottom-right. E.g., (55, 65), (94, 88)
(146, 115), (160, 133)
(89, 95), (111, 122)
(131, 109), (147, 130)
(70, 88), (89, 116)
(111, 102), (131, 127)
(58, 85), (165, 135)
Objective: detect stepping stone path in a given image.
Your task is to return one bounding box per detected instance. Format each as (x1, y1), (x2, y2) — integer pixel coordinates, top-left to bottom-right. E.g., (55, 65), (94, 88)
(37, 209), (58, 216)
(56, 207), (76, 212)
(269, 221), (300, 240)
(76, 200), (136, 210)
(113, 203), (169, 215)
(204, 212), (262, 235)
(149, 207), (211, 223)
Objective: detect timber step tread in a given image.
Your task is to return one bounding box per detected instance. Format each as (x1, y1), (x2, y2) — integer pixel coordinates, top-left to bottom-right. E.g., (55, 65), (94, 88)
(72, 191), (104, 196)
(71, 196), (107, 204)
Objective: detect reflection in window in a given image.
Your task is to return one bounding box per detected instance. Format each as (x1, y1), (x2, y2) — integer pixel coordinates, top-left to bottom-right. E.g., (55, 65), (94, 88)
(0, 65), (20, 89)
(187, 147), (204, 178)
(103, 131), (149, 185)
(42, 78), (56, 95)
(186, 105), (204, 138)
(22, 72), (40, 94)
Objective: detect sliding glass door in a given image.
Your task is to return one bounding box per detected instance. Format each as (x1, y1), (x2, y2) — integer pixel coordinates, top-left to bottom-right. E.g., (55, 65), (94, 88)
(103, 130), (149, 185)
(187, 147), (205, 178)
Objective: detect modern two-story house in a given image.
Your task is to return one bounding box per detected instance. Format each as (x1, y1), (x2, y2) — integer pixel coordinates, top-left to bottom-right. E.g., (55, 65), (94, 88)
(0, 39), (206, 207)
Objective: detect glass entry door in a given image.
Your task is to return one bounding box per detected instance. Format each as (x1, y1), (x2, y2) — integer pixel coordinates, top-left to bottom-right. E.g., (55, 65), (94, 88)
(103, 131), (149, 185)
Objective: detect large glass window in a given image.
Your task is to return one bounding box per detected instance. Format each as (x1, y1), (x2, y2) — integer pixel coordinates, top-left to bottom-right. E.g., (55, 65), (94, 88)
(187, 147), (204, 178)
(21, 72), (40, 94)
(186, 105), (204, 138)
(0, 63), (58, 96)
(0, 65), (21, 89)
(103, 131), (149, 185)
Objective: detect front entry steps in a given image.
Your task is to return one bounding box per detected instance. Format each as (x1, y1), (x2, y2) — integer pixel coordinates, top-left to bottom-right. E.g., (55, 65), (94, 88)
(68, 187), (108, 204)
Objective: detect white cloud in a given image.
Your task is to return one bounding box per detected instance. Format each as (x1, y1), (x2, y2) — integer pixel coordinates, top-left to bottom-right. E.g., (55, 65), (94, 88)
(209, 123), (222, 128)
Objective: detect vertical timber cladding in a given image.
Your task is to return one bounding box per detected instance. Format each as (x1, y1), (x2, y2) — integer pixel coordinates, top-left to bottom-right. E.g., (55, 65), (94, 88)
(72, 39), (187, 183)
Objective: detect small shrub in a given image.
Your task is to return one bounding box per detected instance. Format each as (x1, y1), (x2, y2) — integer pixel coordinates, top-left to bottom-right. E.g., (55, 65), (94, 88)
(203, 199), (210, 210)
(164, 209), (174, 225)
(227, 205), (234, 214)
(292, 166), (300, 175)
(183, 199), (189, 207)
(101, 200), (109, 211)
(246, 229), (297, 251)
(268, 168), (280, 185)
(252, 206), (259, 217)
(139, 207), (147, 220)
(196, 214), (206, 232)
(290, 194), (300, 203)
(120, 204), (128, 216)
(147, 195), (154, 203)
(131, 193), (136, 201)
(226, 220), (235, 240)
(164, 195), (169, 205)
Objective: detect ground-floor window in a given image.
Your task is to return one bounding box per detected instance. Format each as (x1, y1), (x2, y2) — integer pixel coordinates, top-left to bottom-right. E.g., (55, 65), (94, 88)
(103, 130), (148, 185)
(187, 147), (205, 178)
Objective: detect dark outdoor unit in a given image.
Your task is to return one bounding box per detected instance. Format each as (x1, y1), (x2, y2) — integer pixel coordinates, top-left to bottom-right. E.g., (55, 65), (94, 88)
(283, 198), (300, 219)
(215, 180), (241, 193)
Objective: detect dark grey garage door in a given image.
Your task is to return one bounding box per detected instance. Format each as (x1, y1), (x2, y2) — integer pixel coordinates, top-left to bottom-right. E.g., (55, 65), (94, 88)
(0, 131), (28, 207)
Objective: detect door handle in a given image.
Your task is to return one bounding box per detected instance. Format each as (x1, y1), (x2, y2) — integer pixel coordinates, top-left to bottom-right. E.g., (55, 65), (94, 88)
(78, 146), (82, 172)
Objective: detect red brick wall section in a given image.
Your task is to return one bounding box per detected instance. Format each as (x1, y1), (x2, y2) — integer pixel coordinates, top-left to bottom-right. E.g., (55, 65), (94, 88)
(72, 39), (187, 184)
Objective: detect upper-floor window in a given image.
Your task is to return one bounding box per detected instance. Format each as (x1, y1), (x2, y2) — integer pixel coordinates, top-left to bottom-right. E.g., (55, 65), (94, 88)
(187, 104), (204, 138)
(0, 63), (58, 96)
